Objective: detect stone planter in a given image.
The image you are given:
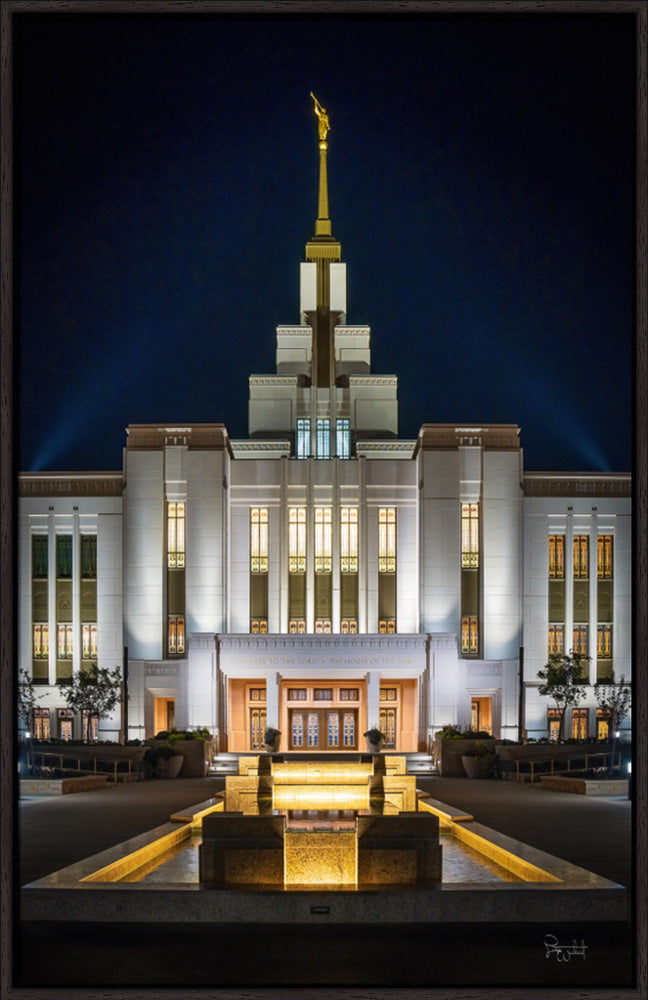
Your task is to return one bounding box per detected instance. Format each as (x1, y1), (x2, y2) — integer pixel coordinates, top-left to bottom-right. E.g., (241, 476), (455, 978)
(365, 738), (384, 754)
(263, 739), (280, 754)
(461, 754), (494, 779)
(435, 736), (496, 777)
(539, 775), (629, 796)
(148, 738), (214, 777)
(155, 754), (184, 779)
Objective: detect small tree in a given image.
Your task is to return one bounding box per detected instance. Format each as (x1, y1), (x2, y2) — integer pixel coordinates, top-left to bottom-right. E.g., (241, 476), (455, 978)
(57, 665), (123, 743)
(537, 651), (588, 742)
(17, 669), (41, 735)
(594, 674), (631, 773)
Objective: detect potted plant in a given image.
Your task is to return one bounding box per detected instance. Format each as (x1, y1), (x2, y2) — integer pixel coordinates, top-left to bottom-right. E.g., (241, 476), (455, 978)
(153, 744), (184, 778)
(363, 725), (385, 753)
(263, 726), (281, 753)
(461, 740), (495, 779)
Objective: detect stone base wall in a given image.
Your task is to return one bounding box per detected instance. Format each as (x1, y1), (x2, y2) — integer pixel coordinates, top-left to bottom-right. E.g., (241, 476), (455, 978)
(20, 776), (108, 795)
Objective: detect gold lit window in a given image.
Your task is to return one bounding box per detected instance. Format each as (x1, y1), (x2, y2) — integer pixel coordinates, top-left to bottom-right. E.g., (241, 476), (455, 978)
(33, 624), (49, 659)
(341, 619), (357, 634)
(378, 618), (396, 634)
(378, 507), (396, 574)
(250, 708), (267, 749)
(597, 535), (613, 579)
(289, 507), (306, 573)
(571, 708), (588, 740)
(315, 507), (332, 573)
(168, 502), (185, 569)
(315, 620), (331, 633)
(547, 708), (561, 742)
(57, 623), (73, 658)
(249, 687), (266, 701)
(168, 616), (185, 655)
(548, 535), (564, 579)
(33, 708), (50, 741)
(461, 503), (479, 568)
(596, 710), (609, 742)
(250, 619), (268, 634)
(340, 688), (359, 701)
(548, 624), (564, 655)
(573, 535), (589, 579)
(461, 616), (479, 655)
(380, 688), (397, 701)
(572, 624), (588, 656)
(82, 623), (98, 659)
(340, 507), (358, 573)
(314, 688), (333, 701)
(597, 624), (612, 658)
(250, 508), (268, 573)
(288, 688), (307, 701)
(289, 619), (306, 634)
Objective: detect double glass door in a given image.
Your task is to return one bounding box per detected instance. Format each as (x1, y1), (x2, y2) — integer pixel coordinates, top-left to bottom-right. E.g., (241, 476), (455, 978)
(289, 708), (358, 750)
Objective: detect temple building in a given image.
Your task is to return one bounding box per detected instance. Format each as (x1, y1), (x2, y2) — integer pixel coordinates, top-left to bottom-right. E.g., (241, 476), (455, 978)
(18, 98), (632, 753)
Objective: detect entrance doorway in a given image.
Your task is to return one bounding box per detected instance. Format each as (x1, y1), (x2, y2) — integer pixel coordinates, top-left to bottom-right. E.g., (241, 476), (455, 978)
(470, 696), (492, 734)
(288, 709), (358, 750)
(154, 696), (175, 734)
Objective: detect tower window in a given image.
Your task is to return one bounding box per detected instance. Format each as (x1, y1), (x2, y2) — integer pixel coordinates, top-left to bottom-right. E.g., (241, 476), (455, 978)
(597, 624), (612, 658)
(573, 535), (589, 579)
(296, 418), (311, 459)
(168, 616), (185, 655)
(597, 535), (613, 579)
(340, 507), (358, 573)
(250, 508), (269, 573)
(33, 624), (49, 659)
(81, 535), (97, 579)
(168, 502), (185, 569)
(32, 535), (48, 579)
(548, 624), (564, 655)
(56, 535), (72, 578)
(461, 504), (479, 569)
(82, 623), (98, 659)
(461, 616), (479, 655)
(57, 623), (73, 658)
(336, 418), (350, 459)
(316, 418), (330, 459)
(572, 624), (588, 656)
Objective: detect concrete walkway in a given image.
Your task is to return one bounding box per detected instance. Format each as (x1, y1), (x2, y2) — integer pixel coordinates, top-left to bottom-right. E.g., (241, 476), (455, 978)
(18, 772), (632, 888)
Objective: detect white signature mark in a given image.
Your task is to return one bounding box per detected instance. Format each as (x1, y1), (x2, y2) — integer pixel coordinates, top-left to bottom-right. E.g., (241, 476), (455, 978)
(544, 933), (588, 962)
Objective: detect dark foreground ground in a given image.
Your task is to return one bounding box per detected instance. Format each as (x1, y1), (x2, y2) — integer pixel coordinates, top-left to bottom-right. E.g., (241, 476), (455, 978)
(14, 773), (635, 989)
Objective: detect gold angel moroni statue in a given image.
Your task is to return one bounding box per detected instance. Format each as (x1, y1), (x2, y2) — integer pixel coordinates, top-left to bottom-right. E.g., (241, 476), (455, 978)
(311, 91), (330, 143)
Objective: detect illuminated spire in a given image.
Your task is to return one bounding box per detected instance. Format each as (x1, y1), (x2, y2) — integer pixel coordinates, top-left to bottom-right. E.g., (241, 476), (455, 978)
(307, 94), (340, 262)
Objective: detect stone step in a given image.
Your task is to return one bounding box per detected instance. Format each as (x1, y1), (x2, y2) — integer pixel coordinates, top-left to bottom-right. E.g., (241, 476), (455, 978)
(209, 752), (438, 777)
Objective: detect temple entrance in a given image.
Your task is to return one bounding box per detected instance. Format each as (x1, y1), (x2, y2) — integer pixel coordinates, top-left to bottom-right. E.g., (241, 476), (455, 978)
(288, 708), (358, 750)
(470, 696), (493, 734)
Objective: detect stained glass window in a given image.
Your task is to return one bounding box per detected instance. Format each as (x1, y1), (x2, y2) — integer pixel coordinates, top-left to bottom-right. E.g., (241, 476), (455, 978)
(168, 502), (185, 569)
(250, 508), (268, 573)
(314, 688), (333, 701)
(82, 711), (99, 742)
(32, 535), (48, 579)
(572, 624), (588, 656)
(307, 712), (319, 748)
(597, 535), (613, 579)
(573, 536), (589, 579)
(57, 623), (73, 658)
(380, 708), (396, 749)
(461, 616), (479, 655)
(380, 688), (397, 701)
(341, 619), (357, 633)
(340, 688), (359, 701)
(249, 688), (266, 701)
(336, 418), (350, 459)
(327, 711), (340, 747)
(33, 708), (50, 741)
(250, 708), (267, 749)
(315, 507), (332, 572)
(81, 535), (97, 578)
(597, 624), (612, 658)
(58, 709), (74, 741)
(379, 619), (396, 634)
(33, 624), (49, 659)
(340, 507), (358, 573)
(548, 624), (564, 655)
(378, 507), (396, 574)
(315, 620), (331, 633)
(56, 535), (72, 578)
(316, 418), (330, 459)
(168, 616), (185, 655)
(548, 535), (565, 579)
(288, 688), (307, 701)
(250, 619), (268, 634)
(461, 504), (479, 568)
(289, 620), (306, 634)
(289, 507), (306, 573)
(596, 710), (609, 742)
(296, 418), (310, 459)
(547, 708), (561, 742)
(342, 712), (355, 748)
(291, 712), (304, 747)
(82, 623), (98, 659)
(571, 708), (588, 740)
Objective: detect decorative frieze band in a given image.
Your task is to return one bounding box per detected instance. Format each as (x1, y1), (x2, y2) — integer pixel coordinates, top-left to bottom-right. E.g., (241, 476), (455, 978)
(19, 474), (123, 497)
(523, 474), (631, 497)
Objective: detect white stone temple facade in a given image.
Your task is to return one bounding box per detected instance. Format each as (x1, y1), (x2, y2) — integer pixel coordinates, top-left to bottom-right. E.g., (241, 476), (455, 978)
(18, 101), (632, 752)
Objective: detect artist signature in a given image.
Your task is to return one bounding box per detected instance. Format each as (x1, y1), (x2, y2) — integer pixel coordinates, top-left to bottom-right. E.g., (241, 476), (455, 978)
(544, 933), (588, 962)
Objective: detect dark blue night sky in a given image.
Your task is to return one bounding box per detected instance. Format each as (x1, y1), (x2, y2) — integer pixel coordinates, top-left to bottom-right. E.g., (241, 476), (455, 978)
(15, 10), (635, 473)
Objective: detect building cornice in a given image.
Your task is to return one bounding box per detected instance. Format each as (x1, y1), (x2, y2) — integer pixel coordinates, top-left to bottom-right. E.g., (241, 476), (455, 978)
(356, 441), (416, 459)
(125, 424), (231, 452)
(230, 440), (291, 459)
(19, 473), (123, 497)
(415, 424), (521, 453)
(249, 375), (299, 387)
(349, 376), (397, 386)
(523, 472), (631, 497)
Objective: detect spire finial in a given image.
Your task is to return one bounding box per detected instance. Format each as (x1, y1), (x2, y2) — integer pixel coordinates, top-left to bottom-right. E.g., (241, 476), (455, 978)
(311, 92), (330, 144)
(310, 93), (332, 238)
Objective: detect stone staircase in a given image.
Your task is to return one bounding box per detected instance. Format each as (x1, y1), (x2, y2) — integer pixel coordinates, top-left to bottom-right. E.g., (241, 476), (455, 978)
(209, 751), (437, 777)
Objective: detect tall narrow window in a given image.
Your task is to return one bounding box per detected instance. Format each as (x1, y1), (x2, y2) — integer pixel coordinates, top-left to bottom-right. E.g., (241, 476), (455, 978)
(597, 535), (613, 579)
(57, 623), (73, 658)
(461, 616), (479, 655)
(548, 535), (565, 579)
(378, 507), (396, 573)
(315, 507), (332, 573)
(296, 418), (310, 459)
(461, 504), (479, 568)
(288, 507), (307, 573)
(573, 535), (589, 579)
(82, 623), (98, 658)
(571, 708), (588, 740)
(168, 616), (185, 655)
(597, 624), (612, 659)
(548, 624), (564, 655)
(33, 624), (49, 658)
(336, 418), (350, 459)
(340, 507), (358, 573)
(168, 502), (185, 569)
(56, 535), (72, 578)
(81, 535), (97, 578)
(547, 708), (561, 742)
(32, 535), (48, 578)
(572, 624), (588, 656)
(33, 708), (50, 741)
(250, 508), (268, 573)
(316, 418), (330, 459)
